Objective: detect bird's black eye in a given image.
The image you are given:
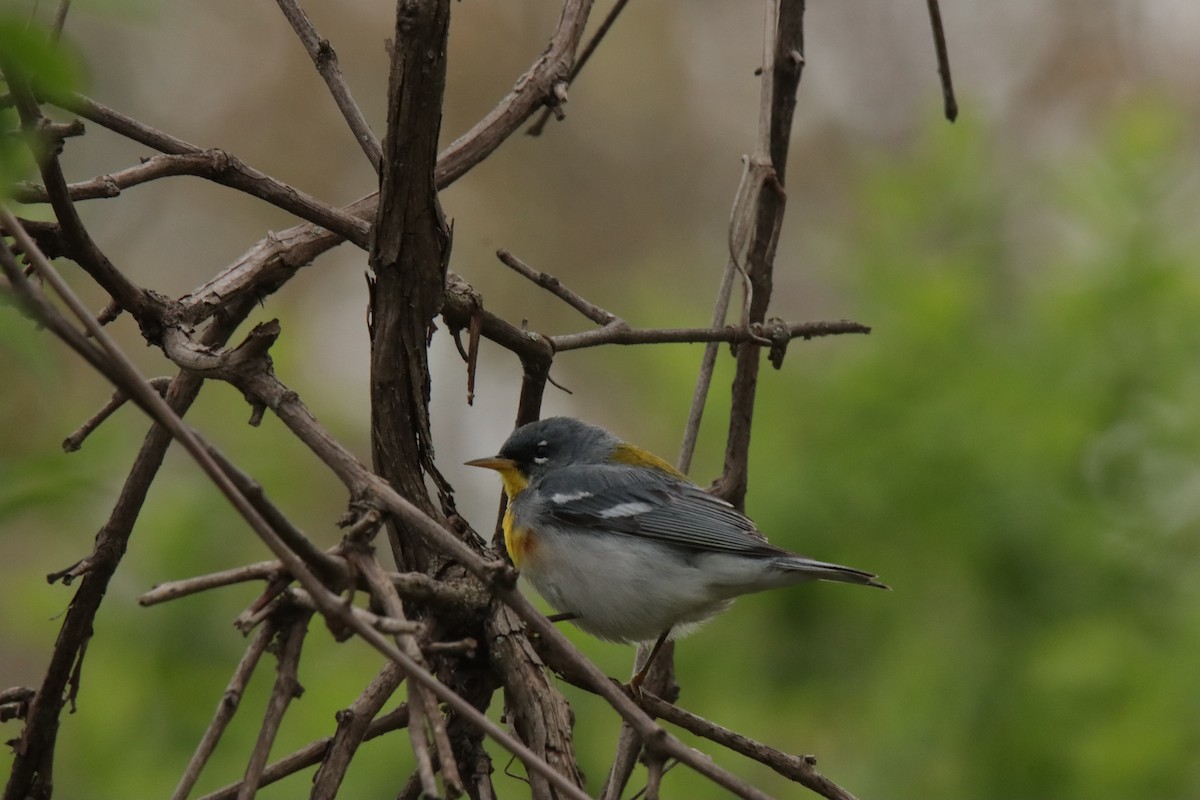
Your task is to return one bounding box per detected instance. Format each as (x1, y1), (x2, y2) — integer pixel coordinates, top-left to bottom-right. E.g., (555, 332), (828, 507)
(532, 440), (550, 464)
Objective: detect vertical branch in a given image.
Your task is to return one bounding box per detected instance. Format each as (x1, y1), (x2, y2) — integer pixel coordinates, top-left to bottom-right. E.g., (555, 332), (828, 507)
(368, 0), (454, 572)
(714, 0), (806, 509)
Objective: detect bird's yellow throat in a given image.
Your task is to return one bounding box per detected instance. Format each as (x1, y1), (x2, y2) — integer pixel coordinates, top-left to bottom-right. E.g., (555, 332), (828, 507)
(494, 466), (531, 567)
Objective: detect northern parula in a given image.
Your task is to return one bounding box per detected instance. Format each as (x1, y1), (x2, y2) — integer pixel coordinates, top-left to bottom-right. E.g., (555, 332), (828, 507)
(467, 417), (885, 675)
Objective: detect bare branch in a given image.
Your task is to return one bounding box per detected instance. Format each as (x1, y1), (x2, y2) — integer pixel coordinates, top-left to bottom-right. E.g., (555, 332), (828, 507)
(274, 0), (382, 170)
(310, 661), (406, 798)
(47, 98), (370, 248)
(139, 561), (285, 606)
(640, 692), (861, 800)
(62, 377), (172, 452)
(1, 61), (162, 324)
(434, 0), (595, 188)
(496, 249), (621, 326)
(238, 611), (310, 800)
(526, 0), (634, 136)
(551, 318), (869, 352)
(714, 0), (807, 510)
(196, 704), (410, 800)
(171, 621), (276, 800)
(51, 0), (73, 41)
(176, 0), (598, 328)
(343, 548), (460, 798)
(925, 0), (958, 121)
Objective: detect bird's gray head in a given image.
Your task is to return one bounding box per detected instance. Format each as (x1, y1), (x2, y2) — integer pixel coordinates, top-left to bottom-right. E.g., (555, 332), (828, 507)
(495, 416), (619, 481)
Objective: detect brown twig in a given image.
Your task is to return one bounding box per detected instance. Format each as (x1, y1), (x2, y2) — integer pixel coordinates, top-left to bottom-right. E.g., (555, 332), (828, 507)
(50, 0), (72, 41)
(282, 587), (424, 635)
(486, 604), (586, 796)
(679, 157), (764, 474)
(1, 60), (162, 324)
(62, 377), (172, 452)
(526, 0), (634, 136)
(201, 445), (346, 586)
(175, 0), (598, 330)
(138, 561), (285, 606)
(925, 0), (958, 122)
(434, 0), (595, 188)
(310, 661), (407, 798)
(274, 0), (382, 170)
(496, 249), (621, 326)
(713, 0), (807, 511)
(552, 318), (869, 352)
(47, 98), (370, 248)
(138, 559), (473, 612)
(237, 611), (310, 800)
(640, 693), (861, 800)
(197, 704), (410, 800)
(171, 621), (276, 800)
(343, 548), (461, 798)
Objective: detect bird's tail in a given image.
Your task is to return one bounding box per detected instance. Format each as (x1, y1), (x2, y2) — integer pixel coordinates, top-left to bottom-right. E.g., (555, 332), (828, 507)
(774, 555), (890, 590)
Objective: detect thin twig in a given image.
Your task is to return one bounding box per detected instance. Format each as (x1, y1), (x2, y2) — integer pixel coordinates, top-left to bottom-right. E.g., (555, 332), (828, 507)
(171, 621), (276, 800)
(350, 548), (463, 798)
(50, 0), (72, 41)
(237, 611), (310, 800)
(2, 60), (160, 321)
(496, 249), (620, 326)
(640, 692), (860, 800)
(197, 704), (410, 800)
(274, 0), (383, 170)
(282, 587), (423, 635)
(47, 98), (370, 248)
(139, 561), (284, 607)
(713, 0), (807, 510)
(178, 0), (598, 328)
(527, 0), (634, 136)
(310, 661), (406, 797)
(551, 319), (869, 352)
(62, 377), (172, 452)
(925, 0), (958, 122)
(138, 559), (472, 612)
(201, 446), (346, 585)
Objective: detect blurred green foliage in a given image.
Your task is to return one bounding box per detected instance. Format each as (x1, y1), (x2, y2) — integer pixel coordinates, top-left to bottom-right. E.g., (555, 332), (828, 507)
(0, 14), (83, 196)
(4, 97), (1200, 799)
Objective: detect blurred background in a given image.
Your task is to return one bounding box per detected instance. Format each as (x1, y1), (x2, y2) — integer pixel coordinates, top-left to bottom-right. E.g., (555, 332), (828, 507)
(3, 1), (1200, 797)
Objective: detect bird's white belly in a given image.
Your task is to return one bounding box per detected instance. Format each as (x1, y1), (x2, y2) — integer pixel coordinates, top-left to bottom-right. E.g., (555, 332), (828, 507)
(518, 528), (766, 643)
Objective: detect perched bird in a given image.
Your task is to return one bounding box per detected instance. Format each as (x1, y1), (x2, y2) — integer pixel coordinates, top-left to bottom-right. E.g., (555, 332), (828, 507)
(467, 416), (886, 683)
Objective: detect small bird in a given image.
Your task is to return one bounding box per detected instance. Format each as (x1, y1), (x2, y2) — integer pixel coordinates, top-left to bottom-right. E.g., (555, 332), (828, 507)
(467, 417), (886, 684)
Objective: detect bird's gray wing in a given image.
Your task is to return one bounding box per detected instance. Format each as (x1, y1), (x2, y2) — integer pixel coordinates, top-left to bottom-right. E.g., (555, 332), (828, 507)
(533, 464), (782, 555)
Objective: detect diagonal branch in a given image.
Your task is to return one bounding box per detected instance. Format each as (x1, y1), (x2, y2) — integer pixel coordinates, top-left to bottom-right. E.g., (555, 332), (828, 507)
(196, 704), (410, 800)
(237, 610), (311, 800)
(174, 0), (598, 329)
(170, 620), (277, 800)
(274, 0), (383, 170)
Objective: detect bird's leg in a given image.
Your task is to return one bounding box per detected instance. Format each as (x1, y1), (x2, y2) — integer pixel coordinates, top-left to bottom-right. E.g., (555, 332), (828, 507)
(547, 612), (579, 623)
(629, 627), (672, 695)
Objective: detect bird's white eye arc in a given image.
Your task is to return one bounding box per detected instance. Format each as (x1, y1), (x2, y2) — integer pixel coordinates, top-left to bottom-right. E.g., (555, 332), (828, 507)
(533, 439), (550, 465)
